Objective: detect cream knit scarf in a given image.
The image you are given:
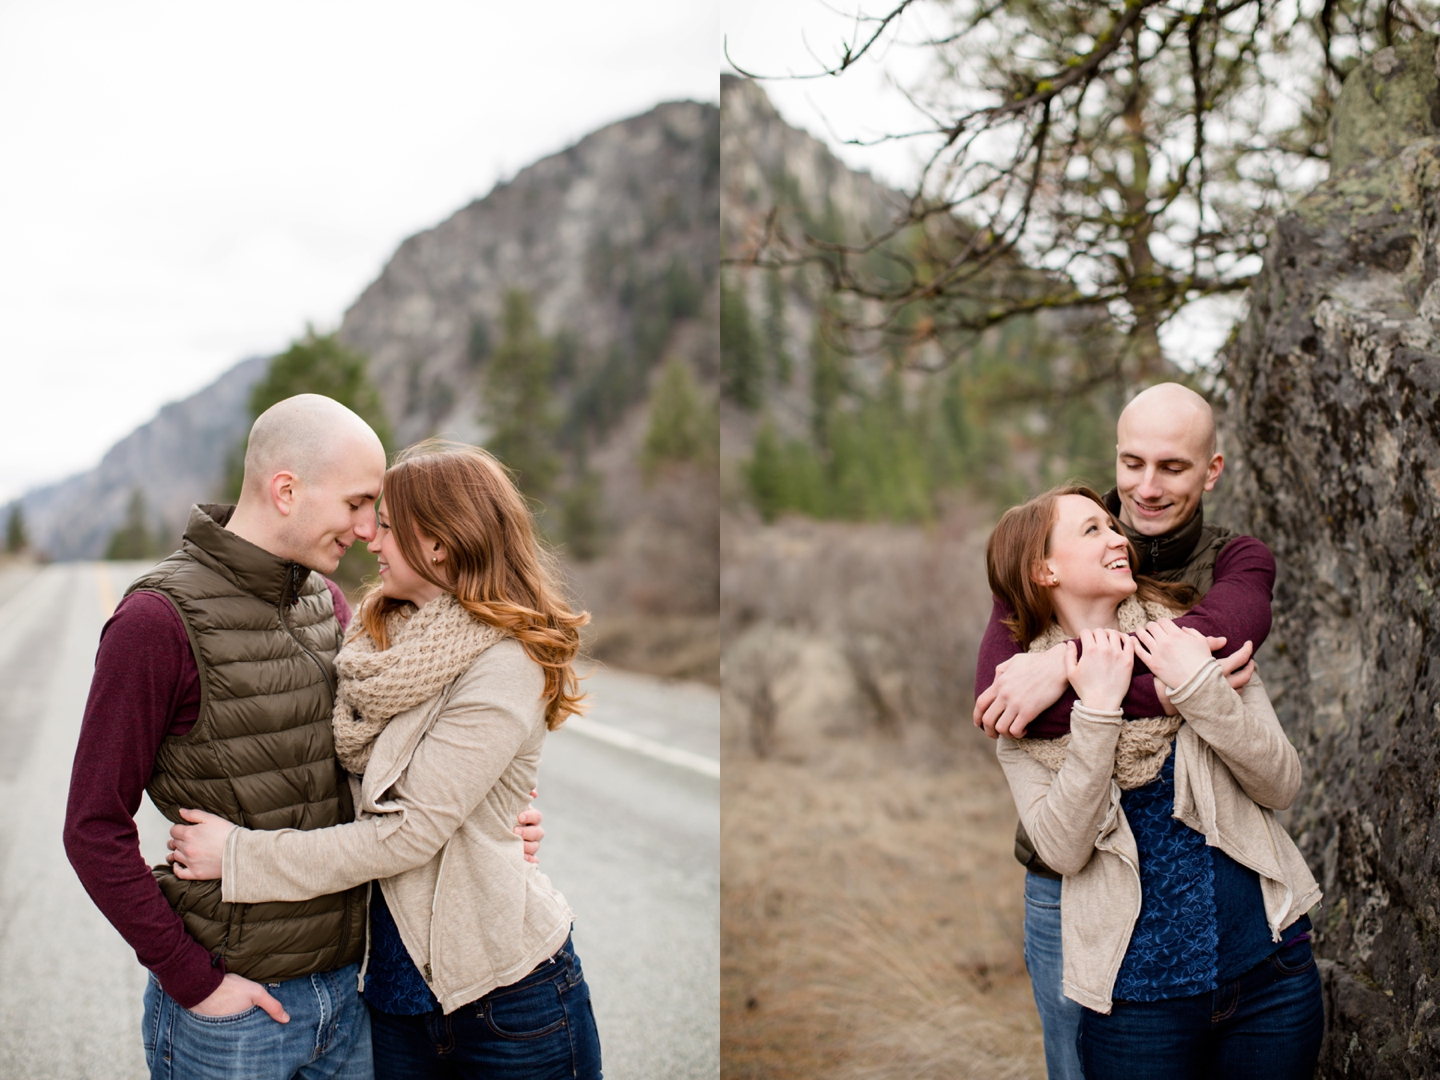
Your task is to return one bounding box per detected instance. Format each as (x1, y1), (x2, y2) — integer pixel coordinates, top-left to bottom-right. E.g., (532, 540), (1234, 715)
(1016, 595), (1182, 790)
(332, 592), (506, 775)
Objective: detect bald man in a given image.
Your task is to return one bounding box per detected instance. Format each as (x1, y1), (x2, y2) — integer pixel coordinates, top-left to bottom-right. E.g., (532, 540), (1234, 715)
(971, 382), (1280, 1080)
(62, 395), (543, 1080)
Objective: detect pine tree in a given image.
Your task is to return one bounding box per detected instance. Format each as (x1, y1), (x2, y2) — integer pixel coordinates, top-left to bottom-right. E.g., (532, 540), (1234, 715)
(642, 357), (714, 476)
(721, 275), (762, 409)
(764, 270), (791, 385)
(105, 490), (164, 560)
(483, 290), (561, 502)
(5, 504), (27, 554)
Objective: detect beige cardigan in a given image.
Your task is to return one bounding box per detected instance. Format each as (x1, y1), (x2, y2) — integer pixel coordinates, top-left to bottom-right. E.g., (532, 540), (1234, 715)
(220, 637), (574, 1013)
(996, 661), (1322, 1014)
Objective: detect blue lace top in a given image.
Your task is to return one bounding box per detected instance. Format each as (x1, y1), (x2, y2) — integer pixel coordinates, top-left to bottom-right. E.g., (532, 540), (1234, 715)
(1113, 744), (1302, 1001)
(362, 885), (439, 1016)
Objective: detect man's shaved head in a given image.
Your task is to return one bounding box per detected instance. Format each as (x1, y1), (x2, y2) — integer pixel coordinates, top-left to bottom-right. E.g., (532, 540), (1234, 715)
(1113, 382), (1224, 538)
(242, 394), (382, 496)
(1118, 382), (1216, 460)
(227, 394), (388, 572)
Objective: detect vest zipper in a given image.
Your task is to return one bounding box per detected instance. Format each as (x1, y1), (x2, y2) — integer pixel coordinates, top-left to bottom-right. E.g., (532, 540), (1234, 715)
(279, 563), (336, 702)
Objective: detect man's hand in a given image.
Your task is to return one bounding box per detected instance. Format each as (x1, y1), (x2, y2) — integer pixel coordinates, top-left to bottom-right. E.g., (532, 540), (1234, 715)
(1217, 639), (1256, 690)
(973, 645), (1070, 739)
(189, 972), (289, 1023)
(515, 789), (544, 864)
(1065, 628), (1135, 714)
(166, 808), (235, 880)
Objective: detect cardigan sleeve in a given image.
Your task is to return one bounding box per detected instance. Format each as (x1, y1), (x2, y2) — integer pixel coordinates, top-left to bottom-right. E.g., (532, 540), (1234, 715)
(221, 642), (544, 903)
(1167, 663), (1300, 811)
(996, 705), (1127, 876)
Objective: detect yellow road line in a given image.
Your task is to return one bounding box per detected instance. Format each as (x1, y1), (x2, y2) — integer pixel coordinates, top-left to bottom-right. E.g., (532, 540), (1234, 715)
(95, 563), (117, 617)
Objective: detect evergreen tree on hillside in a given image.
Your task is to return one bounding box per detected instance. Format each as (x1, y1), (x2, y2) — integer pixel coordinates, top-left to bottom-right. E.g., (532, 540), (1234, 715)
(721, 275), (762, 409)
(483, 290), (561, 503)
(764, 270), (791, 385)
(5, 504), (28, 554)
(105, 490), (166, 561)
(642, 357), (715, 477)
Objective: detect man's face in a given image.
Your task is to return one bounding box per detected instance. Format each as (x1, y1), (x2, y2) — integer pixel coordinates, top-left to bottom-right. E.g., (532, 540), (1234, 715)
(1114, 411), (1222, 538)
(281, 441), (387, 573)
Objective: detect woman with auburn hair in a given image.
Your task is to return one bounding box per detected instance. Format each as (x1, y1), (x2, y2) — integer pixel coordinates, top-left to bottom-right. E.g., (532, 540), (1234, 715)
(988, 484), (1322, 1080)
(166, 440), (601, 1080)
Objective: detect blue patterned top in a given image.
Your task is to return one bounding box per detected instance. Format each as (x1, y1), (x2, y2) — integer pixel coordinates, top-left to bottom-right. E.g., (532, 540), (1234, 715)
(362, 884), (439, 1015)
(1112, 743), (1311, 1000)
(1114, 749), (1219, 1000)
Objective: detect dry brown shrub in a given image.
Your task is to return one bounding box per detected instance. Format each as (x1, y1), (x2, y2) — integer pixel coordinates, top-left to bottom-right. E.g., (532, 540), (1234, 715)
(722, 508), (1044, 1078)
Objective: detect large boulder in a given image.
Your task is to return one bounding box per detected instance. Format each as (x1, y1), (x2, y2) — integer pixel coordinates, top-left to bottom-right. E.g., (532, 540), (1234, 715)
(1222, 35), (1440, 1078)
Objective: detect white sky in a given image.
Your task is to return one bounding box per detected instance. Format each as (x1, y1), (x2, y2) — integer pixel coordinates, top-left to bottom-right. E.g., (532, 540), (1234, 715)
(0, 0), (718, 505)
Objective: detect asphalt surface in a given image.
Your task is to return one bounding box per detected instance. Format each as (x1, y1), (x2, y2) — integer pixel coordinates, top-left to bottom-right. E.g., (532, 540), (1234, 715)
(0, 561), (718, 1079)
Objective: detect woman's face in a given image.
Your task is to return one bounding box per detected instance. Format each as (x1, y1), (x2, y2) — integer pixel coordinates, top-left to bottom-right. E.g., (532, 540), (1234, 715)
(1041, 494), (1137, 603)
(367, 502), (447, 607)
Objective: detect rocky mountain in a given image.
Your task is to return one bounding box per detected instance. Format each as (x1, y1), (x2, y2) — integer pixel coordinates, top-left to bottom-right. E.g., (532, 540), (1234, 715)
(719, 74), (902, 456)
(11, 99), (718, 565)
(14, 357), (266, 561)
(1221, 36), (1440, 1077)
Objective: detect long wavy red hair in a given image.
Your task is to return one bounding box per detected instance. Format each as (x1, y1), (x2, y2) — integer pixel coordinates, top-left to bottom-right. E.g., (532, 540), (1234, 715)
(354, 440), (588, 729)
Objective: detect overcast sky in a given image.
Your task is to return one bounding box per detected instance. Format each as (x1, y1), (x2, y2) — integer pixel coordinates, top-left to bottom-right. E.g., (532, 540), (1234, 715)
(0, 0), (718, 505)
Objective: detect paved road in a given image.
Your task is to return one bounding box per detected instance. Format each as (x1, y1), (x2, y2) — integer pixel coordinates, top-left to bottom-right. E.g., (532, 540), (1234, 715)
(0, 562), (718, 1079)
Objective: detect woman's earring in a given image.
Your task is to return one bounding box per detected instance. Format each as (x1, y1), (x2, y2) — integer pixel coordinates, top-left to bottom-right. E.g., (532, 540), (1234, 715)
(1051, 575), (1059, 585)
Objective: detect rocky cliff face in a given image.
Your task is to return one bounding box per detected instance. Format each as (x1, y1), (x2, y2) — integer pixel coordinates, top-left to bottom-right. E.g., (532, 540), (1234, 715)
(13, 100), (717, 563)
(17, 357), (266, 560)
(1221, 36), (1440, 1077)
(340, 99), (718, 448)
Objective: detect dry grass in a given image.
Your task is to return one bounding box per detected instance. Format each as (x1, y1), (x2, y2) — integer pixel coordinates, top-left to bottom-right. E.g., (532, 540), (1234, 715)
(721, 510), (1044, 1079)
(722, 735), (1044, 1079)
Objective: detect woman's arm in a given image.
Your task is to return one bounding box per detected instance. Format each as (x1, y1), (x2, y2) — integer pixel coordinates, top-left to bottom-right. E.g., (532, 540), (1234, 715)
(997, 703), (1126, 875)
(171, 644), (545, 903)
(1166, 663), (1300, 810)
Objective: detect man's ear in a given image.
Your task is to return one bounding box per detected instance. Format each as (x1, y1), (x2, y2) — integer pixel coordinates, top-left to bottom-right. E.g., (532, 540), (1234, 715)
(270, 471), (299, 516)
(1203, 453), (1224, 492)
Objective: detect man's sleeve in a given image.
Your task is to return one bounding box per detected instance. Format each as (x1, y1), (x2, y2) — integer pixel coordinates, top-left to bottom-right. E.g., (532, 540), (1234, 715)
(973, 596), (1024, 698)
(324, 577), (352, 632)
(1120, 535), (1276, 717)
(62, 593), (224, 1009)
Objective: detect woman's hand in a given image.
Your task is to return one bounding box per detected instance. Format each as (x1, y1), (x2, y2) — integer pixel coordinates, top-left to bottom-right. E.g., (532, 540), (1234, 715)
(1134, 619), (1215, 692)
(166, 808), (236, 880)
(1064, 628), (1134, 713)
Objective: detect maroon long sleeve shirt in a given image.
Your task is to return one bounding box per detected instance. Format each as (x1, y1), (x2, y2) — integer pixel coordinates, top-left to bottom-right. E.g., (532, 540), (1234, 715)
(974, 535), (1275, 739)
(62, 580), (350, 1008)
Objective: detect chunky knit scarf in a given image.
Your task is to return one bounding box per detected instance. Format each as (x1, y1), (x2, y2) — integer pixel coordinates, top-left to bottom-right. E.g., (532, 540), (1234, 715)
(1015, 595), (1182, 790)
(331, 592), (506, 775)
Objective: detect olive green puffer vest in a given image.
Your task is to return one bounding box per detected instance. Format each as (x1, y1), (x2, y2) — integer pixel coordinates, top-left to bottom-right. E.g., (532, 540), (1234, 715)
(129, 503), (366, 981)
(1014, 494), (1239, 879)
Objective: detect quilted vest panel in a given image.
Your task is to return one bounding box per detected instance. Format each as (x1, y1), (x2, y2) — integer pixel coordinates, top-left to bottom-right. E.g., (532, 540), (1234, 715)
(130, 504), (366, 981)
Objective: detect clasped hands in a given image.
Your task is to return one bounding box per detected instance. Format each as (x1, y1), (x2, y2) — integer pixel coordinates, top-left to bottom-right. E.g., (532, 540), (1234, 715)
(974, 620), (1256, 737)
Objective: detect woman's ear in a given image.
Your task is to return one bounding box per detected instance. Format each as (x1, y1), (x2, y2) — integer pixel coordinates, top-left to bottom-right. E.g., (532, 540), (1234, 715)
(1029, 560), (1057, 588)
(429, 540), (446, 566)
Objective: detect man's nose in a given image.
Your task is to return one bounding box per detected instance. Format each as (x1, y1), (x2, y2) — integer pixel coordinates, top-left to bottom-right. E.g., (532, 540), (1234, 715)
(1136, 469), (1163, 498)
(353, 514), (377, 542)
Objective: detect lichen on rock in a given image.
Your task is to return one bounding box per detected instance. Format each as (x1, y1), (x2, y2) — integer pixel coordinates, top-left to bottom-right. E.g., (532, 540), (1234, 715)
(1223, 32), (1440, 1078)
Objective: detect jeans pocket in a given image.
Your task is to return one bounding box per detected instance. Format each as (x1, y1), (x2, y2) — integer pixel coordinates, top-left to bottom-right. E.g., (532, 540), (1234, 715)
(181, 1005), (262, 1026)
(1270, 939), (1316, 976)
(483, 978), (569, 1040)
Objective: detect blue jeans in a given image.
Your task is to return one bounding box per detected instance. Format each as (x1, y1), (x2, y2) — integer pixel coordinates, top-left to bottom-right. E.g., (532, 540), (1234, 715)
(1079, 938), (1324, 1080)
(367, 935), (602, 1080)
(142, 963), (372, 1080)
(1023, 872), (1083, 1080)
